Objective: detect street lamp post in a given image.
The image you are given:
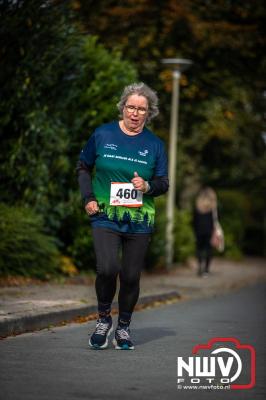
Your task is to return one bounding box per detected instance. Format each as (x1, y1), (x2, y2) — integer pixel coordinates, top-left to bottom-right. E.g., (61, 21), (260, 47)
(161, 58), (192, 269)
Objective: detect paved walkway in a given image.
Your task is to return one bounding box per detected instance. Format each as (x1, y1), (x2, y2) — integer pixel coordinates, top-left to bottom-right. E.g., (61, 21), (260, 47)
(0, 257), (265, 338)
(1, 284), (265, 399)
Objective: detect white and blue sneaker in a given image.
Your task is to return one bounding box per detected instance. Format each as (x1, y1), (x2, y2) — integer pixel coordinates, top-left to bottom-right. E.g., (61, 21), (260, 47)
(113, 326), (135, 350)
(89, 316), (113, 349)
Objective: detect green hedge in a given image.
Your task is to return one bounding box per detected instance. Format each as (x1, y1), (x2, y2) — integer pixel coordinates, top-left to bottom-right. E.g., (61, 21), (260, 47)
(216, 189), (250, 260)
(0, 203), (60, 279)
(174, 207), (196, 263)
(68, 225), (96, 271)
(147, 197), (195, 269)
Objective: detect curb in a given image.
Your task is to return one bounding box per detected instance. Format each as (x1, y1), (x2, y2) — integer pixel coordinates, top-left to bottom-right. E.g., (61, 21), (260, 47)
(0, 291), (181, 338)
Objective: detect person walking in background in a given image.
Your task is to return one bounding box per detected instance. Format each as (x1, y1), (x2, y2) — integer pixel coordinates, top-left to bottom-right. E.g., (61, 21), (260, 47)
(192, 187), (218, 277)
(77, 82), (168, 350)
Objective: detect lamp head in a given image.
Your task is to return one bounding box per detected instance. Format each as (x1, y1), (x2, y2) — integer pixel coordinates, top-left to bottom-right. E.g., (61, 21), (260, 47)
(161, 58), (192, 72)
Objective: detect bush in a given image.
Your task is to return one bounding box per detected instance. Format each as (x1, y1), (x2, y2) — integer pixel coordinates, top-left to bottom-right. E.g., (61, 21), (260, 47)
(147, 198), (167, 270)
(0, 204), (60, 279)
(68, 225), (96, 271)
(217, 189), (249, 259)
(220, 232), (243, 260)
(174, 208), (196, 263)
(147, 197), (195, 269)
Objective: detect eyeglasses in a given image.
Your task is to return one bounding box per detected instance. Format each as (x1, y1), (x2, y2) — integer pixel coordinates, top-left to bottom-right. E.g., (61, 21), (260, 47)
(125, 105), (148, 115)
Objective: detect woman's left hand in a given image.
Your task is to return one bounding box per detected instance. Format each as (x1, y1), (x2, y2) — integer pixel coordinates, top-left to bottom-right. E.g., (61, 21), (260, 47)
(131, 172), (148, 193)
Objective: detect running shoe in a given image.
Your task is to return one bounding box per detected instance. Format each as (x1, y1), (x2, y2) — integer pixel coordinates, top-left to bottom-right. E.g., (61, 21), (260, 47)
(89, 316), (113, 349)
(113, 326), (135, 350)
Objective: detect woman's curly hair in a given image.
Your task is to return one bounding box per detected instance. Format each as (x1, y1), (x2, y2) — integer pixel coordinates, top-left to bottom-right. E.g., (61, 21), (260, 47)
(117, 82), (159, 124)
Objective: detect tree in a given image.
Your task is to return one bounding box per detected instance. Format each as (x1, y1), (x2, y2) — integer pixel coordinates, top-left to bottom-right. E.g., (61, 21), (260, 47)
(0, 0), (137, 248)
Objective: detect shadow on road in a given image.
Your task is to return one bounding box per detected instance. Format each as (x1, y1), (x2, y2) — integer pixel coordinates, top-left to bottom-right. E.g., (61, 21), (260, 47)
(133, 327), (176, 344)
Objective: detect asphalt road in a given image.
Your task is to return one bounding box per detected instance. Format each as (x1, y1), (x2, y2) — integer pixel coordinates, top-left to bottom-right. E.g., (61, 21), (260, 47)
(0, 283), (265, 400)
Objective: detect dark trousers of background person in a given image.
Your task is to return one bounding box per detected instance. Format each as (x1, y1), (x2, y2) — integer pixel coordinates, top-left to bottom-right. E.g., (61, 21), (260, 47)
(196, 233), (212, 276)
(92, 228), (151, 323)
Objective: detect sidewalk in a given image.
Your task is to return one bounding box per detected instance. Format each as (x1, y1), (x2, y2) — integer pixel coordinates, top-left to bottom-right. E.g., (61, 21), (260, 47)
(0, 257), (265, 338)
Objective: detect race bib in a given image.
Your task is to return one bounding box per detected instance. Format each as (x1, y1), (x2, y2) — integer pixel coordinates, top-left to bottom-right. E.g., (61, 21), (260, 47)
(110, 182), (143, 207)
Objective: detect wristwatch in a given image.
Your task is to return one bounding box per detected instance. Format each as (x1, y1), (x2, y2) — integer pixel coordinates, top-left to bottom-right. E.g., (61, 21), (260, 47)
(145, 181), (150, 193)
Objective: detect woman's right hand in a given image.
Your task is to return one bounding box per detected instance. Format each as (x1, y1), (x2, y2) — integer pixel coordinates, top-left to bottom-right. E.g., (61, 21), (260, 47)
(85, 201), (99, 216)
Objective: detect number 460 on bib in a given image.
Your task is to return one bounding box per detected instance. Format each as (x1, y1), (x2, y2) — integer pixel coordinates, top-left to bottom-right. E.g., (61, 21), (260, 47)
(110, 182), (143, 207)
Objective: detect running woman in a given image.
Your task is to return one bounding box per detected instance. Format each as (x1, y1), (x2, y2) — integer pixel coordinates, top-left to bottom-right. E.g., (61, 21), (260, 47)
(77, 82), (168, 350)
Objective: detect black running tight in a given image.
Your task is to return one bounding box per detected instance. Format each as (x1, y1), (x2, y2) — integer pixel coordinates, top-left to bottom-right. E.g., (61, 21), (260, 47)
(92, 227), (151, 314)
(196, 233), (212, 272)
